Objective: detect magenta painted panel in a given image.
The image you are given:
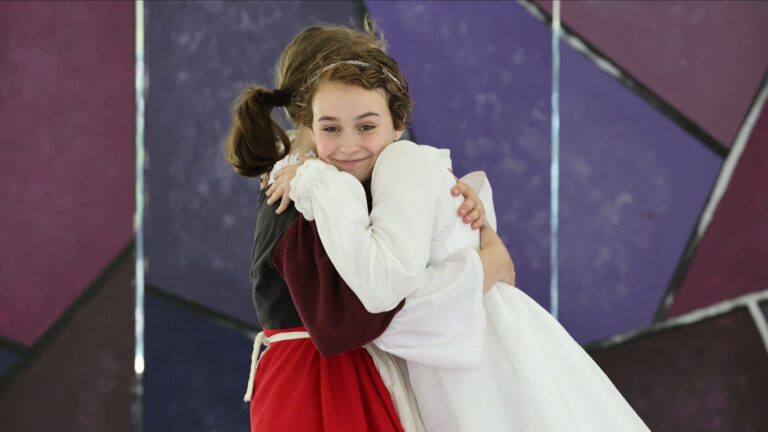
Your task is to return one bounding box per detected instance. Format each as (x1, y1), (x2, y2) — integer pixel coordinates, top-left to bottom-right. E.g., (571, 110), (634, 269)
(590, 310), (768, 431)
(537, 0), (768, 146)
(668, 108), (768, 316)
(0, 2), (134, 344)
(0, 254), (133, 431)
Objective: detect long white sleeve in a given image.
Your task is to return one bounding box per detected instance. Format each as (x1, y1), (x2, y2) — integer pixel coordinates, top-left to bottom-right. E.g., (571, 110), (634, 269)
(290, 141), (442, 313)
(374, 170), (495, 368)
(374, 247), (485, 368)
(289, 142), (488, 368)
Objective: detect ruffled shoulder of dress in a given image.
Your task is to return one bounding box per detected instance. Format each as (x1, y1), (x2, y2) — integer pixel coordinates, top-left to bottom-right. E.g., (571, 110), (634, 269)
(267, 145), (317, 186)
(288, 159), (338, 221)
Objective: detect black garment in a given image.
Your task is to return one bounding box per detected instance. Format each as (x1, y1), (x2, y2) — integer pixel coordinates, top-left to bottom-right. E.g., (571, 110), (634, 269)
(250, 188), (303, 330)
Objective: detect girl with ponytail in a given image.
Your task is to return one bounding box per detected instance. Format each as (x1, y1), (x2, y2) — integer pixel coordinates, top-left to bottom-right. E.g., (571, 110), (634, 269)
(229, 19), (495, 432)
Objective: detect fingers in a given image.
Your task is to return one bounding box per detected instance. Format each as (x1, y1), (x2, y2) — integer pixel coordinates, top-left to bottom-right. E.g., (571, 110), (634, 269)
(266, 185), (281, 205)
(467, 200), (485, 229)
(458, 199), (477, 218)
(465, 208), (483, 229)
(451, 181), (468, 197)
(273, 163), (297, 180)
(275, 192), (292, 214)
(266, 181), (284, 205)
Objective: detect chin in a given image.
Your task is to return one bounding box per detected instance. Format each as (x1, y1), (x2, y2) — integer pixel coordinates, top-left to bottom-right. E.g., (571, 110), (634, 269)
(334, 165), (371, 182)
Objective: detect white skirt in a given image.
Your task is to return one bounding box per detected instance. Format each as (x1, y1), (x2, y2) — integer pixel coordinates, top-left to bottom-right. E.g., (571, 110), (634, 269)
(407, 283), (651, 432)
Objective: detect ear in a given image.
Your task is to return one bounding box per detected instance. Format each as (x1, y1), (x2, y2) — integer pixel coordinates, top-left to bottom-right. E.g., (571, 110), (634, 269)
(394, 129), (404, 141)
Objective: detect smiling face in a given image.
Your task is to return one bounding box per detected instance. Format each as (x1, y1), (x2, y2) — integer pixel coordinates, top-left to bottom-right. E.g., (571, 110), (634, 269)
(310, 80), (403, 182)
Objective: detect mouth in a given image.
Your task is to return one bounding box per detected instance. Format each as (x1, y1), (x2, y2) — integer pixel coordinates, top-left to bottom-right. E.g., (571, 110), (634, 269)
(333, 157), (369, 168)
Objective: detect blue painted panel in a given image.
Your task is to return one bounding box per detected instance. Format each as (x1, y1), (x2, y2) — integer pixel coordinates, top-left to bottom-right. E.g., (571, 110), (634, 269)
(0, 348), (18, 380)
(145, 1), (361, 324)
(144, 293), (253, 432)
(366, 1), (722, 342)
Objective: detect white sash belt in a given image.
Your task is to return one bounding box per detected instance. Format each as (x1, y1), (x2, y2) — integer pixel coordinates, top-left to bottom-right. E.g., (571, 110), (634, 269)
(243, 330), (310, 402)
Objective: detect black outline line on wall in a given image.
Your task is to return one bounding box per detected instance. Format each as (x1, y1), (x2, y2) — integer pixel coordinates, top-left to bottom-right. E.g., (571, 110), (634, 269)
(147, 285), (260, 337)
(0, 242), (134, 398)
(516, 0), (729, 159)
(0, 336), (26, 355)
(655, 70), (768, 321)
(587, 289), (768, 353)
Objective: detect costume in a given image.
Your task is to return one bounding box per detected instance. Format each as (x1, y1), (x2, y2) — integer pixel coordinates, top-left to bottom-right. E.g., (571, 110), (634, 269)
(244, 149), (484, 432)
(290, 140), (651, 432)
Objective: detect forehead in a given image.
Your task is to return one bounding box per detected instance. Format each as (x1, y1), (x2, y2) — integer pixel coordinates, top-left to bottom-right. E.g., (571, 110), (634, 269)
(312, 80), (389, 118)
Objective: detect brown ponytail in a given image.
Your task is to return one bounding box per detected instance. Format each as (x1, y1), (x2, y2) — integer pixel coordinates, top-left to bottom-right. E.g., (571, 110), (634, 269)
(225, 85), (291, 178)
(225, 18), (388, 178)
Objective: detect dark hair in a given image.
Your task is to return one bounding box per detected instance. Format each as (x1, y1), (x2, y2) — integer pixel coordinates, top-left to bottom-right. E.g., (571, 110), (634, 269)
(225, 17), (386, 178)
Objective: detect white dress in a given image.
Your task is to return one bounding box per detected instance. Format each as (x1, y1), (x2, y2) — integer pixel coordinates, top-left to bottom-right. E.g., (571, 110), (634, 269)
(290, 140), (650, 432)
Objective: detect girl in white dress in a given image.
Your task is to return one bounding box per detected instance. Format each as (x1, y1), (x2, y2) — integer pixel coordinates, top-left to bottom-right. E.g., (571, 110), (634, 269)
(270, 44), (650, 431)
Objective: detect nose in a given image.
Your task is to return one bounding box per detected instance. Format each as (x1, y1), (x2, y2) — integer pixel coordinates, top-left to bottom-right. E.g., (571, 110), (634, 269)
(338, 132), (360, 154)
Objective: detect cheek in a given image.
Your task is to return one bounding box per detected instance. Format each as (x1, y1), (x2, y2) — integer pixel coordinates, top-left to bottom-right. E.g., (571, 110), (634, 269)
(314, 136), (335, 160)
(362, 133), (392, 158)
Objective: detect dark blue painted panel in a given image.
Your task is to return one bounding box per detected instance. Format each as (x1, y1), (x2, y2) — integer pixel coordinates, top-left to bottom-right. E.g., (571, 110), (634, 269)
(144, 292), (253, 432)
(0, 348), (18, 380)
(145, 1), (361, 324)
(366, 1), (722, 342)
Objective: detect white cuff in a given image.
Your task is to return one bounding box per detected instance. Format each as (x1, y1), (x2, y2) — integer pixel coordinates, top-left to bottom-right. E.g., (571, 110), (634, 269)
(289, 159), (338, 221)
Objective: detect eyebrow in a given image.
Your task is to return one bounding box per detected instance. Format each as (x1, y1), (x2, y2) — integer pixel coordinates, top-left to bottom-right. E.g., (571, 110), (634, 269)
(317, 112), (380, 122)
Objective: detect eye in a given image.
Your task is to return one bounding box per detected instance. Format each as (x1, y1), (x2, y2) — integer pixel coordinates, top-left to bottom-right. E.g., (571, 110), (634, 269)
(359, 124), (376, 132)
(322, 126), (339, 133)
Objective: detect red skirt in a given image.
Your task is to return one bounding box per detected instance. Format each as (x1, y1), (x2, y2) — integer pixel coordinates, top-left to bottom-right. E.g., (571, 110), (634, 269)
(250, 326), (405, 432)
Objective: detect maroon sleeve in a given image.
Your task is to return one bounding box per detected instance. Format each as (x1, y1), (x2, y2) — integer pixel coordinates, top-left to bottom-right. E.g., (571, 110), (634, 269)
(273, 216), (404, 357)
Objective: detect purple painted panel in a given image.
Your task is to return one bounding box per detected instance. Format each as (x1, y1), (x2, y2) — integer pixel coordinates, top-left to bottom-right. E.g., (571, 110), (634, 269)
(557, 39), (721, 342)
(146, 1), (362, 324)
(0, 2), (135, 345)
(589, 310), (768, 431)
(669, 107), (768, 316)
(366, 0), (554, 310)
(537, 0), (768, 147)
(366, 1), (721, 343)
(0, 254), (133, 431)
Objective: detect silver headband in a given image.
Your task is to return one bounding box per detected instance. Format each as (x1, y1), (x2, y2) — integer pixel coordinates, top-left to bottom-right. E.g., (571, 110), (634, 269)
(312, 60), (401, 85)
